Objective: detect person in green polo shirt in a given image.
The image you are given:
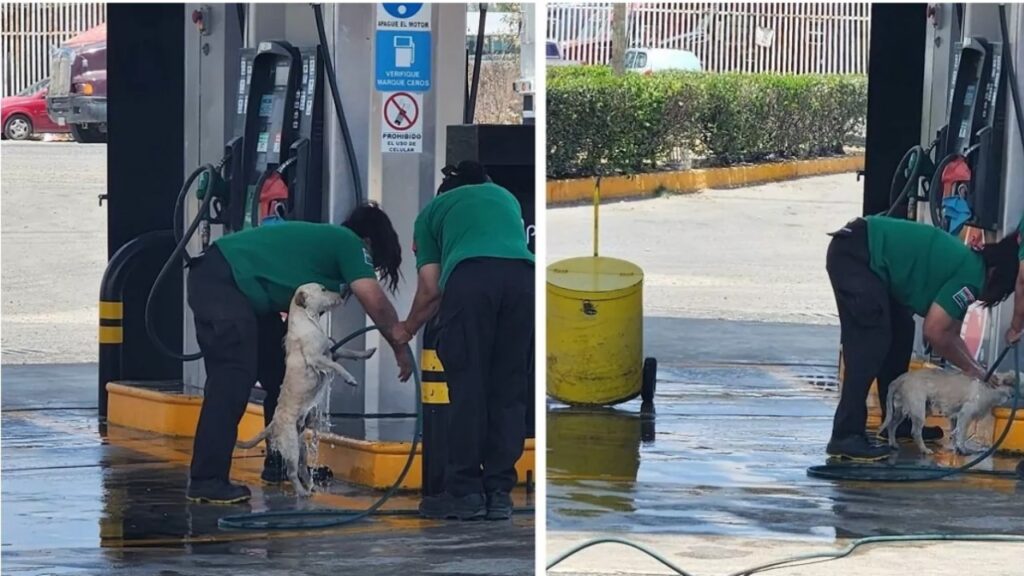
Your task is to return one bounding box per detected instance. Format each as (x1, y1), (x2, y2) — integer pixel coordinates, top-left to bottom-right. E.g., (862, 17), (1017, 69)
(400, 161), (534, 521)
(185, 203), (414, 504)
(825, 215), (1019, 462)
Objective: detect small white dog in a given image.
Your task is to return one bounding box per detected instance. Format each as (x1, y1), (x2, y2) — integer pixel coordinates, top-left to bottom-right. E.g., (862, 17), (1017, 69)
(237, 283), (375, 495)
(881, 369), (1015, 455)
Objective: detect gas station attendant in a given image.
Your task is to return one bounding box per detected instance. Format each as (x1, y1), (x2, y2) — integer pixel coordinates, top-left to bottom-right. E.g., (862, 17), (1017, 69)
(825, 215), (1019, 462)
(185, 203), (414, 504)
(400, 161), (535, 521)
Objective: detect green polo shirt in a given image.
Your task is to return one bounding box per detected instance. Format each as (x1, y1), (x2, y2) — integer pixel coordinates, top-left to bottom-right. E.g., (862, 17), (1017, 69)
(413, 182), (534, 289)
(1017, 216), (1024, 261)
(865, 216), (985, 321)
(214, 222), (376, 314)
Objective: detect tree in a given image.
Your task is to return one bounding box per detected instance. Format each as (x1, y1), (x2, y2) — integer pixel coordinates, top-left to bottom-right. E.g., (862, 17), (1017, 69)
(611, 3), (627, 75)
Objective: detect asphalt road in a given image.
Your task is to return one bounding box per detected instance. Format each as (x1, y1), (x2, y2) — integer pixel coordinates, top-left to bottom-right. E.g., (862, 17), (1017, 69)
(547, 173), (863, 325)
(1, 140), (107, 364)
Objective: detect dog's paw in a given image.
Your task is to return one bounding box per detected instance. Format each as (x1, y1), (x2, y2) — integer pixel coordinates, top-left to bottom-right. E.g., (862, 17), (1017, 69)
(955, 441), (986, 455)
(921, 446), (934, 455)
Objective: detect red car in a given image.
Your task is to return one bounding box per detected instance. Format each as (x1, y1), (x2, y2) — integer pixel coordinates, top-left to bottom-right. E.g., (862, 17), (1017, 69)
(2, 78), (70, 140)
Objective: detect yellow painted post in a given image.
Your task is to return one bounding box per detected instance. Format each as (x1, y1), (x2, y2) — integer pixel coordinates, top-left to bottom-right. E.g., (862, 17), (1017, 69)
(593, 176), (601, 257)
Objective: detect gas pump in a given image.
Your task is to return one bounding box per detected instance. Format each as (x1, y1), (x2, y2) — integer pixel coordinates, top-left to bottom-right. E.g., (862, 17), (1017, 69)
(228, 41), (324, 232)
(145, 39), (325, 361)
(889, 35), (1006, 239)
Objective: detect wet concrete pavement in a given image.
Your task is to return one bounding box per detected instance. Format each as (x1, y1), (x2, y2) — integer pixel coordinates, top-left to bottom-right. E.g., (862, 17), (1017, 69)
(547, 317), (1024, 573)
(1, 364), (535, 575)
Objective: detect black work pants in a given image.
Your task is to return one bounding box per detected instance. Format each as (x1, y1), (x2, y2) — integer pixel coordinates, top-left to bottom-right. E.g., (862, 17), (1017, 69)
(826, 218), (914, 440)
(187, 245), (286, 481)
(436, 258), (535, 497)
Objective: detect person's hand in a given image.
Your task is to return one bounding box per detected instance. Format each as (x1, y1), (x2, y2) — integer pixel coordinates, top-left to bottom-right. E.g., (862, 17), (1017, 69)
(390, 323), (413, 347)
(1006, 325), (1023, 345)
(967, 235), (985, 251)
(395, 345), (414, 382)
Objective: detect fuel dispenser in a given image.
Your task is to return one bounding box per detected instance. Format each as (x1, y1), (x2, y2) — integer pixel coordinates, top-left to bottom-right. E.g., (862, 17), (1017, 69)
(144, 40), (327, 364)
(889, 36), (1006, 237)
(227, 41), (324, 232)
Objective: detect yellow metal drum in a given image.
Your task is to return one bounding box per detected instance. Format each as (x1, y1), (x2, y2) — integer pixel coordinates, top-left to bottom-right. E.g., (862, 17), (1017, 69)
(547, 256), (644, 406)
(992, 407), (1024, 454)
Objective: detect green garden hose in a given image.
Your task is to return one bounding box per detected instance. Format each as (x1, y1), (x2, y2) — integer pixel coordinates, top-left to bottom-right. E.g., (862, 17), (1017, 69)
(546, 534), (1024, 575)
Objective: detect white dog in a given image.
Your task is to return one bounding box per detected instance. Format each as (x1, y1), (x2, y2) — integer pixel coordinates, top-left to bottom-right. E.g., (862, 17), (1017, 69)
(881, 369), (1015, 455)
(237, 283), (375, 496)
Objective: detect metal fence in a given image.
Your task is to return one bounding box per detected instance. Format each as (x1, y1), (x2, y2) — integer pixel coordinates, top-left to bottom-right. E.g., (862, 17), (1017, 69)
(547, 2), (870, 75)
(2, 3), (105, 97)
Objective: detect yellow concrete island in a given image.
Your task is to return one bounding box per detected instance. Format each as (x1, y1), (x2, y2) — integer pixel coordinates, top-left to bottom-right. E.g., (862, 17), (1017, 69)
(105, 382), (535, 490)
(547, 256), (649, 406)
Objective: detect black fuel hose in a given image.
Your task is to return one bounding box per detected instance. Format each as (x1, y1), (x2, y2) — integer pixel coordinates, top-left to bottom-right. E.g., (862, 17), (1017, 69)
(885, 145), (928, 218)
(312, 3), (363, 207)
(999, 4), (1024, 157)
(144, 164), (218, 362)
(466, 5), (487, 123)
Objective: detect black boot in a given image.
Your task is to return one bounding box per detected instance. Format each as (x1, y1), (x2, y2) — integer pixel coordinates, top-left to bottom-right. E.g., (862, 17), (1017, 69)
(877, 424), (944, 444)
(486, 491), (513, 521)
(187, 478), (251, 504)
(826, 435), (892, 462)
(261, 451), (287, 484)
(418, 492), (486, 521)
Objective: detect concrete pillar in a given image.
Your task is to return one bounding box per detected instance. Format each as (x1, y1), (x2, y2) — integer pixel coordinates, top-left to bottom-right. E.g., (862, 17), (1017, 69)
(183, 3), (241, 393)
(337, 3), (466, 436)
(987, 3), (1024, 363)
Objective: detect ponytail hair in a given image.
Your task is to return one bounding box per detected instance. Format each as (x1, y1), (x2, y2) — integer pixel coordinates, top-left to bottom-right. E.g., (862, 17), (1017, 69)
(437, 160), (490, 195)
(343, 202), (402, 293)
(978, 232), (1020, 306)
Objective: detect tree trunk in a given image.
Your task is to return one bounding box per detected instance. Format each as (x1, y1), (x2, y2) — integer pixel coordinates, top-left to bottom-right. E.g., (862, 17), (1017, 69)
(611, 3), (627, 75)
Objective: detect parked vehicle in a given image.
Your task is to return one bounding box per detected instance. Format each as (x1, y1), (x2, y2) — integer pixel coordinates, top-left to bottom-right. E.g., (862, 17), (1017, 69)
(2, 78), (70, 140)
(546, 40), (575, 66)
(47, 23), (107, 143)
(625, 48), (702, 74)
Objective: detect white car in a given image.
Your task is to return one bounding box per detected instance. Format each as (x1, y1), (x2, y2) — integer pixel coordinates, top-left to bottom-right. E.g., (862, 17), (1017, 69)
(546, 40), (575, 67)
(625, 48), (702, 74)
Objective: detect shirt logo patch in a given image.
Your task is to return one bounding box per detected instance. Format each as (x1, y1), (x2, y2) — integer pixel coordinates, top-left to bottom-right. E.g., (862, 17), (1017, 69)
(362, 248), (373, 266)
(953, 286), (977, 310)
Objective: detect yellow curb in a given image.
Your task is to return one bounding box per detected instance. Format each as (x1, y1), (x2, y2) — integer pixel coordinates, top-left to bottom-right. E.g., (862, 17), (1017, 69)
(105, 381), (535, 490)
(547, 155), (865, 204)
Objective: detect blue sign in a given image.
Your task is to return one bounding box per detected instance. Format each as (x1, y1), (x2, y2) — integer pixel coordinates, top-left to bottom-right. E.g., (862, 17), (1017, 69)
(375, 30), (431, 92)
(382, 3), (422, 19)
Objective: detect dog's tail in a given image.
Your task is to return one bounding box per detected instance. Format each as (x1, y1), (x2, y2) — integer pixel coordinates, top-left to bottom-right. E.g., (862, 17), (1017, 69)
(236, 425), (271, 449)
(881, 378), (901, 444)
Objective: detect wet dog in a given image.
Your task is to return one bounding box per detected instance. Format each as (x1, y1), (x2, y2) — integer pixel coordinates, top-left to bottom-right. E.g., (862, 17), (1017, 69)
(237, 283), (375, 495)
(881, 369), (1015, 455)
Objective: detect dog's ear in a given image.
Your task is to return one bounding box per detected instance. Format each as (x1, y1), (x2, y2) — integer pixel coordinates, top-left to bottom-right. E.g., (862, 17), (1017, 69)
(295, 291), (307, 308)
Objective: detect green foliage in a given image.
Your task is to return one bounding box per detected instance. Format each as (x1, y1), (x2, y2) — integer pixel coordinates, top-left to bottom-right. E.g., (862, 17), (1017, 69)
(547, 67), (868, 178)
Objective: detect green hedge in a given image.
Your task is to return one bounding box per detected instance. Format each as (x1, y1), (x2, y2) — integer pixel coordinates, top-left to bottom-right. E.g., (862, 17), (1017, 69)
(547, 67), (867, 179)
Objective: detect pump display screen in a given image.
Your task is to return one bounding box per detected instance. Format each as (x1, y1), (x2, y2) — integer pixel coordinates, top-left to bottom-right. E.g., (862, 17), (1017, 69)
(251, 62), (292, 167)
